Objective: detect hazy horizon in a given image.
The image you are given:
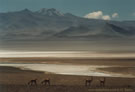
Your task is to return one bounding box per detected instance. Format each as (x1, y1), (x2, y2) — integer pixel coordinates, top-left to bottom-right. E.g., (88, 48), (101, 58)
(0, 41), (135, 58)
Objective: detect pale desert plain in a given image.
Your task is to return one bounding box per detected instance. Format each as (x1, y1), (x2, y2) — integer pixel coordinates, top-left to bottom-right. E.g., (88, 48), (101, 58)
(0, 57), (135, 92)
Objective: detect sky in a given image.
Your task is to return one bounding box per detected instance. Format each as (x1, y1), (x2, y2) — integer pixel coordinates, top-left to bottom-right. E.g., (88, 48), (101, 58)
(0, 0), (135, 20)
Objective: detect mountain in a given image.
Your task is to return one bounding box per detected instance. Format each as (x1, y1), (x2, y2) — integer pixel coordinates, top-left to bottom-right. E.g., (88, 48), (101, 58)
(36, 8), (64, 16)
(0, 8), (135, 41)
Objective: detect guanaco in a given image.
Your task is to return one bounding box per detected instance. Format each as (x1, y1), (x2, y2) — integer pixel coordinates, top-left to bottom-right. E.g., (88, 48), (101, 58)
(85, 77), (93, 86)
(28, 79), (37, 86)
(41, 78), (50, 85)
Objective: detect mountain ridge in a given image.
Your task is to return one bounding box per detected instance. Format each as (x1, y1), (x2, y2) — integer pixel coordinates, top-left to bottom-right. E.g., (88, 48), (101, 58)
(0, 8), (135, 41)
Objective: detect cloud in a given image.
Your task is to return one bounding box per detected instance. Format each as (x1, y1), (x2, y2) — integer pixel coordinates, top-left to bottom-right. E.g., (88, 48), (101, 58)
(84, 11), (103, 19)
(84, 11), (119, 20)
(84, 11), (111, 20)
(112, 13), (119, 18)
(102, 15), (111, 20)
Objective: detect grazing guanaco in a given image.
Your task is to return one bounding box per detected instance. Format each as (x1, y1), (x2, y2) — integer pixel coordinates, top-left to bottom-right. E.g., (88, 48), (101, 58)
(28, 79), (37, 86)
(85, 77), (93, 86)
(41, 78), (50, 86)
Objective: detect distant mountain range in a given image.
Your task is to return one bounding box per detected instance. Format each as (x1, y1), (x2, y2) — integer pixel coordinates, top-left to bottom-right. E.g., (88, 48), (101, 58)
(0, 8), (135, 41)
